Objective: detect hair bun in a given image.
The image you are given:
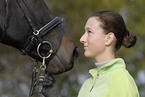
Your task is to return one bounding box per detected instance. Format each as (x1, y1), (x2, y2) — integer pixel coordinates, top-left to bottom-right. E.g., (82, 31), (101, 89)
(122, 30), (137, 48)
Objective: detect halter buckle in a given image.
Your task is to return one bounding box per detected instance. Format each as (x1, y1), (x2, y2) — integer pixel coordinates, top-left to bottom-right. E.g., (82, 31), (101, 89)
(33, 30), (40, 35)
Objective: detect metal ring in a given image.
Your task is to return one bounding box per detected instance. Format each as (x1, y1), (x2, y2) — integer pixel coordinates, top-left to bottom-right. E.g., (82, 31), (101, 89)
(33, 30), (39, 35)
(37, 41), (53, 59)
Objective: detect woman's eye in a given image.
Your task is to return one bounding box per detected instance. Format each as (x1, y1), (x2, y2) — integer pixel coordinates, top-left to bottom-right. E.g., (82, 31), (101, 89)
(88, 30), (92, 34)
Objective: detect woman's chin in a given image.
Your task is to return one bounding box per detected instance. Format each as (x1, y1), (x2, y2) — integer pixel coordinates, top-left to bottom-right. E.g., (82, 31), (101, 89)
(84, 52), (92, 58)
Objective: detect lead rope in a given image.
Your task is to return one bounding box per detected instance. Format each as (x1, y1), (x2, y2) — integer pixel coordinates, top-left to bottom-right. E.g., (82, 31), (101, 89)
(29, 57), (49, 97)
(29, 60), (38, 97)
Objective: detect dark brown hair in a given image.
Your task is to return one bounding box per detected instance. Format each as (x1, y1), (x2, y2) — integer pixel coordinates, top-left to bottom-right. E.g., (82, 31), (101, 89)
(91, 10), (137, 51)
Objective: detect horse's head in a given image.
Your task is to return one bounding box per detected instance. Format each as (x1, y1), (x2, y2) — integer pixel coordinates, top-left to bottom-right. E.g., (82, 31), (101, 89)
(0, 0), (79, 74)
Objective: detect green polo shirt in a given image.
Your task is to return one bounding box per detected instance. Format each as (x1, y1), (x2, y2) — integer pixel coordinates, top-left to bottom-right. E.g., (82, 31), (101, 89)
(78, 58), (140, 97)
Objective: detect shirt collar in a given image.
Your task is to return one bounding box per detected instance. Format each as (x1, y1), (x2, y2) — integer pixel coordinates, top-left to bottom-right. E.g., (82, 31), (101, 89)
(95, 60), (112, 71)
(99, 58), (126, 75)
(89, 58), (126, 83)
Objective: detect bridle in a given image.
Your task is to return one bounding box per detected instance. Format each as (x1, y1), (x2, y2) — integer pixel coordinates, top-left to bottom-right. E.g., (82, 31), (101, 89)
(16, 0), (64, 57)
(4, 0), (64, 96)
(4, 0), (64, 57)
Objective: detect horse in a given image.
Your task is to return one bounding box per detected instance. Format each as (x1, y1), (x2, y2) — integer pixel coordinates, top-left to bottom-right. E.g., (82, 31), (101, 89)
(0, 0), (79, 96)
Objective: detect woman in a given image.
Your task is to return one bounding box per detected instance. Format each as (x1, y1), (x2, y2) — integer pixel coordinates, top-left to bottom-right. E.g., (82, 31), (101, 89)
(78, 10), (140, 97)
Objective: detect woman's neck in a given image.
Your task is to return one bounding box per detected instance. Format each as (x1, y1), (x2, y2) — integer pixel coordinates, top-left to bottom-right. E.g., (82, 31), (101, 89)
(94, 49), (115, 63)
(95, 56), (115, 63)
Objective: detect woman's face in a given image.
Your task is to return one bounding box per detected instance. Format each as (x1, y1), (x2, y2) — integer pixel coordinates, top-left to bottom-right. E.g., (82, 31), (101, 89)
(80, 17), (107, 58)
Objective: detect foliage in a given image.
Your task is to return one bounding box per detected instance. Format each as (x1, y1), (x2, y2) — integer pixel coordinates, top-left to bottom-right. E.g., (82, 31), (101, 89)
(0, 0), (145, 97)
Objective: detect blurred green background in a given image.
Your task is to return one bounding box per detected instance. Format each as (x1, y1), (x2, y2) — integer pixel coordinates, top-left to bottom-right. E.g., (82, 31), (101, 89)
(0, 0), (145, 97)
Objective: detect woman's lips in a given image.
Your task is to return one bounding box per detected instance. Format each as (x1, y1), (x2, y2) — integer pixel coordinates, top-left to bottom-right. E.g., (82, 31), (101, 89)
(84, 46), (88, 49)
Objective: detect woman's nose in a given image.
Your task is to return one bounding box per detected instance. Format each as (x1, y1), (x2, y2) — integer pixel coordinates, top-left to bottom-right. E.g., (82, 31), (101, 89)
(80, 33), (87, 43)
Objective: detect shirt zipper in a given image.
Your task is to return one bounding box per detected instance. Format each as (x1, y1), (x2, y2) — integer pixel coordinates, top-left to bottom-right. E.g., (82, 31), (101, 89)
(90, 86), (94, 92)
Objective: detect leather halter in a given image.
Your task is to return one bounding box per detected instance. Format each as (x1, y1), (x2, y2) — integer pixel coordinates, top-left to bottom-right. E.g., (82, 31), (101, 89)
(4, 0), (64, 61)
(16, 0), (64, 57)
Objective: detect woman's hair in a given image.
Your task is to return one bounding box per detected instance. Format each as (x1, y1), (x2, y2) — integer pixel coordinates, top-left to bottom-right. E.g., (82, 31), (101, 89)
(91, 10), (137, 51)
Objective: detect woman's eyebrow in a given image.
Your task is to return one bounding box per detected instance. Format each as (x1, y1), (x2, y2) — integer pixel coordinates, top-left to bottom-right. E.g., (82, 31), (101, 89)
(85, 27), (92, 30)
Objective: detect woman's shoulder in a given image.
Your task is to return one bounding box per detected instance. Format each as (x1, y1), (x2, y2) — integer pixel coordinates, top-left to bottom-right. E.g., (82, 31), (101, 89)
(109, 68), (137, 88)
(108, 68), (139, 96)
(110, 67), (131, 81)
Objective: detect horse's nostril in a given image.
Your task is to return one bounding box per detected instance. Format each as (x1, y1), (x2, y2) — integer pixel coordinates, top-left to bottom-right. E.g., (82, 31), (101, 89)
(73, 47), (79, 61)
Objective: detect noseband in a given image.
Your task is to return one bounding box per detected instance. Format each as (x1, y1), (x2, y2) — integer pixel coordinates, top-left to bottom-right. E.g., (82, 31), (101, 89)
(4, 0), (64, 96)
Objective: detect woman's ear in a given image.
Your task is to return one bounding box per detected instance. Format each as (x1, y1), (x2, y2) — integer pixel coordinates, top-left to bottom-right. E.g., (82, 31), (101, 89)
(105, 32), (116, 46)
